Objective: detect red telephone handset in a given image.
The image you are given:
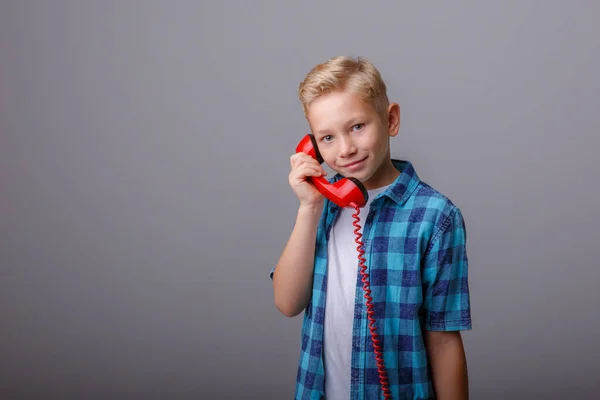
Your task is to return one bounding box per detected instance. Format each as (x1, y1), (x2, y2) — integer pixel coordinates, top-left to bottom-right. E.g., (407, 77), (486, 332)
(295, 134), (392, 399)
(295, 134), (368, 208)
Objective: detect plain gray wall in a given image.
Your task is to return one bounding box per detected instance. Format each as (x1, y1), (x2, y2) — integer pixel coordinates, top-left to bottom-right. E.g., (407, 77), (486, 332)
(1, 1), (599, 399)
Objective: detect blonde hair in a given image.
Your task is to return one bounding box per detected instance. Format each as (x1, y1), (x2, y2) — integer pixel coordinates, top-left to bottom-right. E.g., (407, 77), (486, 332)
(298, 56), (389, 121)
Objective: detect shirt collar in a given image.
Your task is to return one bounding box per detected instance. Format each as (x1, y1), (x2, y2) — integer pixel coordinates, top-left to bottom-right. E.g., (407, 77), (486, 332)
(331, 159), (421, 206)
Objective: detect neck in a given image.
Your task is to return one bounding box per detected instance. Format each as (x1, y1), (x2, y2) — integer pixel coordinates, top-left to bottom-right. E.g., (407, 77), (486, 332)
(364, 159), (400, 190)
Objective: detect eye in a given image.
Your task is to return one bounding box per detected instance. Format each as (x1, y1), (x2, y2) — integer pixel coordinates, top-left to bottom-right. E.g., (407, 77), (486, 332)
(322, 134), (334, 143)
(351, 123), (364, 132)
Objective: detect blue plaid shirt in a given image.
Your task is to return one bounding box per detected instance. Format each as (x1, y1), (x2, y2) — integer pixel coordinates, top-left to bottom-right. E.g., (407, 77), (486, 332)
(271, 160), (471, 399)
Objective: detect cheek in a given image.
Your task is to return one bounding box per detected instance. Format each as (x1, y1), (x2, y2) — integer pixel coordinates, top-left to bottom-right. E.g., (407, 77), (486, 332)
(363, 134), (385, 153)
(319, 149), (337, 166)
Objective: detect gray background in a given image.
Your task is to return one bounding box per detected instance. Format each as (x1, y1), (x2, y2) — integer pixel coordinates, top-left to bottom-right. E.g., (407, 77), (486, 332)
(1, 1), (599, 399)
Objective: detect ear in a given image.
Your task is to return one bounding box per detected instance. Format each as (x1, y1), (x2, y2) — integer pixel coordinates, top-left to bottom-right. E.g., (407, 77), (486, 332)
(387, 102), (400, 137)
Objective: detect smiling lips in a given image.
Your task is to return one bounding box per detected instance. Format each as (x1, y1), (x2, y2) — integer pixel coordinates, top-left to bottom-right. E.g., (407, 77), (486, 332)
(340, 157), (367, 169)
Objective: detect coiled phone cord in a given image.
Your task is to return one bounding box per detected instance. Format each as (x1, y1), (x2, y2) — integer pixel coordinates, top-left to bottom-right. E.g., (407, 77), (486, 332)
(350, 202), (391, 399)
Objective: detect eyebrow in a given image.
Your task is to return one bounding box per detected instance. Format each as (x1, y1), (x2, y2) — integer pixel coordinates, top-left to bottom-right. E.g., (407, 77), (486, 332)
(314, 129), (332, 137)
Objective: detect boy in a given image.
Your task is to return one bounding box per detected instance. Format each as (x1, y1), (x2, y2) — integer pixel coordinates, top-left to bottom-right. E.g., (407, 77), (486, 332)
(270, 56), (471, 400)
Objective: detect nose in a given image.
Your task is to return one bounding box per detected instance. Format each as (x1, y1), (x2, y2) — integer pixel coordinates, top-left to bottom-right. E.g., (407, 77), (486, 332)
(338, 135), (357, 158)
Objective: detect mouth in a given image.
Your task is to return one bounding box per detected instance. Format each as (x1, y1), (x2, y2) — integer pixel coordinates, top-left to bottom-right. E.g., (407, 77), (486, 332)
(340, 157), (368, 169)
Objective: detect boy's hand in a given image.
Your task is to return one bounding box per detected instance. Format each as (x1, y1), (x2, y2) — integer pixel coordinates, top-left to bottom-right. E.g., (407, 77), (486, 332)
(289, 152), (327, 209)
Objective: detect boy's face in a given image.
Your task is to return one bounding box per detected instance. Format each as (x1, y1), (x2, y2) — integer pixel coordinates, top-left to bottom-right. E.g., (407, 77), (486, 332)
(306, 89), (400, 190)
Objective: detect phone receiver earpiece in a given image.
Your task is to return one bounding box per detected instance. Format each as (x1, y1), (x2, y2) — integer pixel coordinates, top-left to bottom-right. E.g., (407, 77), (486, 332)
(296, 134), (368, 208)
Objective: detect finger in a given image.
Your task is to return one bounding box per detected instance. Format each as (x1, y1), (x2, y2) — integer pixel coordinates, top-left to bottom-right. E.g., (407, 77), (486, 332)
(299, 161), (326, 176)
(290, 153), (303, 168)
(295, 156), (323, 172)
(291, 165), (318, 182)
(295, 165), (324, 180)
(291, 152), (317, 166)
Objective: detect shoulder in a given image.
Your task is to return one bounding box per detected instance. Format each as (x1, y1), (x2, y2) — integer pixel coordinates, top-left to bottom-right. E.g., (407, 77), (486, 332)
(409, 181), (468, 258)
(414, 181), (457, 211)
(411, 180), (466, 236)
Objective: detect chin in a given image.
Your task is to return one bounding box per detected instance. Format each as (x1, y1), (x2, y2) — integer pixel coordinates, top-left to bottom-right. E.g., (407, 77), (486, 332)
(353, 171), (374, 183)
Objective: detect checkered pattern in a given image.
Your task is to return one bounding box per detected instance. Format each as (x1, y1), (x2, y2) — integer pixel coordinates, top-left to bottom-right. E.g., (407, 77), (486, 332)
(271, 160), (471, 399)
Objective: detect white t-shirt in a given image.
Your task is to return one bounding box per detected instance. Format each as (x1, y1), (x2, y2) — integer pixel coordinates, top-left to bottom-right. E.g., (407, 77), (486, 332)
(323, 184), (390, 400)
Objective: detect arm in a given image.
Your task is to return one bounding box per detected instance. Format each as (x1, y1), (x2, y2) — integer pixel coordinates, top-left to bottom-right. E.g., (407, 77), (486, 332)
(421, 206), (472, 398)
(272, 204), (322, 317)
(424, 330), (468, 399)
(272, 152), (326, 317)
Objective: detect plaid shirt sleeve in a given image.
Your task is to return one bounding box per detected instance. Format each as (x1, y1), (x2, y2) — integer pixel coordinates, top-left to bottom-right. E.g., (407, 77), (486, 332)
(421, 206), (472, 331)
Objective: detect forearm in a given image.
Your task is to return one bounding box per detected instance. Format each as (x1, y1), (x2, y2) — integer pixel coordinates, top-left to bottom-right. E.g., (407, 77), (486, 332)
(272, 204), (322, 317)
(425, 331), (468, 400)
